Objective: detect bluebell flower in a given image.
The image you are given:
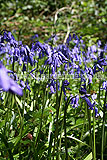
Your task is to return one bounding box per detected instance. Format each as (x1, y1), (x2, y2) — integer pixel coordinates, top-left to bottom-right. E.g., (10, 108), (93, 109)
(93, 64), (104, 74)
(63, 80), (70, 86)
(45, 34), (58, 44)
(20, 80), (31, 92)
(91, 93), (97, 101)
(79, 84), (97, 113)
(0, 31), (35, 67)
(101, 81), (107, 91)
(91, 94), (98, 116)
(86, 46), (97, 61)
(79, 83), (87, 95)
(95, 107), (98, 117)
(3, 31), (18, 47)
(47, 79), (56, 94)
(0, 89), (3, 101)
(33, 41), (45, 59)
(22, 63), (26, 72)
(0, 43), (7, 56)
(47, 79), (60, 94)
(50, 86), (55, 94)
(106, 104), (107, 110)
(62, 80), (71, 96)
(9, 79), (23, 96)
(104, 43), (107, 53)
(97, 58), (107, 66)
(66, 34), (72, 45)
(80, 76), (86, 83)
(97, 40), (101, 47)
(70, 95), (79, 108)
(25, 45), (34, 66)
(55, 44), (71, 60)
(0, 63), (11, 92)
(99, 51), (103, 59)
(93, 50), (107, 74)
(46, 46), (68, 72)
(0, 34), (4, 43)
(73, 33), (76, 39)
(0, 62), (23, 96)
(82, 96), (94, 110)
(3, 31), (15, 42)
(20, 46), (27, 56)
(85, 66), (93, 84)
(91, 53), (97, 60)
(72, 34), (80, 45)
(83, 50), (90, 63)
(30, 34), (38, 41)
(64, 63), (68, 71)
(91, 45), (97, 53)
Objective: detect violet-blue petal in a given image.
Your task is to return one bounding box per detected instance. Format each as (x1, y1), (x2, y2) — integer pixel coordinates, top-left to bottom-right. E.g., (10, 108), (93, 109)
(50, 86), (55, 94)
(106, 104), (107, 109)
(83, 97), (94, 110)
(0, 64), (10, 91)
(22, 64), (26, 71)
(66, 34), (72, 44)
(95, 107), (98, 117)
(63, 80), (69, 86)
(9, 79), (23, 96)
(102, 81), (107, 90)
(70, 95), (79, 108)
(79, 86), (87, 95)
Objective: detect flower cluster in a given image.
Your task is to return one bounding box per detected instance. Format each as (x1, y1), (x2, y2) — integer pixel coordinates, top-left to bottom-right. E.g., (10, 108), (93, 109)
(0, 30), (107, 116)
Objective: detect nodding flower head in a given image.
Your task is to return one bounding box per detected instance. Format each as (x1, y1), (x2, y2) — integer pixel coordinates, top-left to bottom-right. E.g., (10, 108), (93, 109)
(79, 84), (96, 112)
(79, 83), (87, 95)
(62, 80), (71, 96)
(0, 62), (23, 96)
(102, 81), (107, 91)
(46, 45), (68, 72)
(0, 62), (10, 92)
(66, 34), (72, 45)
(47, 79), (60, 94)
(70, 95), (79, 108)
(82, 96), (94, 110)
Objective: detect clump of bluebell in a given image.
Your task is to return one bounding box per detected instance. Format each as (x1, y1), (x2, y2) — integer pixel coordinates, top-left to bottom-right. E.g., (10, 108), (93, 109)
(0, 30), (107, 110)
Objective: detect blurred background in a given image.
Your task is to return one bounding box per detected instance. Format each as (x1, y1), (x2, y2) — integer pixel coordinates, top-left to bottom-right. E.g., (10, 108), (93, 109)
(0, 0), (106, 44)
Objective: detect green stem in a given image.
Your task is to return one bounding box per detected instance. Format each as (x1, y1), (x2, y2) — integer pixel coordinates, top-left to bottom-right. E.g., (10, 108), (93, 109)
(93, 106), (96, 160)
(58, 84), (63, 157)
(55, 77), (59, 160)
(101, 113), (105, 160)
(34, 84), (47, 158)
(21, 61), (29, 137)
(78, 102), (87, 151)
(87, 84), (93, 149)
(80, 103), (86, 140)
(87, 106), (92, 147)
(64, 100), (68, 160)
(4, 93), (10, 136)
(15, 96), (22, 136)
(101, 90), (107, 160)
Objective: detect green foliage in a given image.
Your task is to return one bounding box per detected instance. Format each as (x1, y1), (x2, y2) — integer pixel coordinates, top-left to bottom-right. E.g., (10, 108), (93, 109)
(0, 0), (107, 159)
(0, 0), (106, 44)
